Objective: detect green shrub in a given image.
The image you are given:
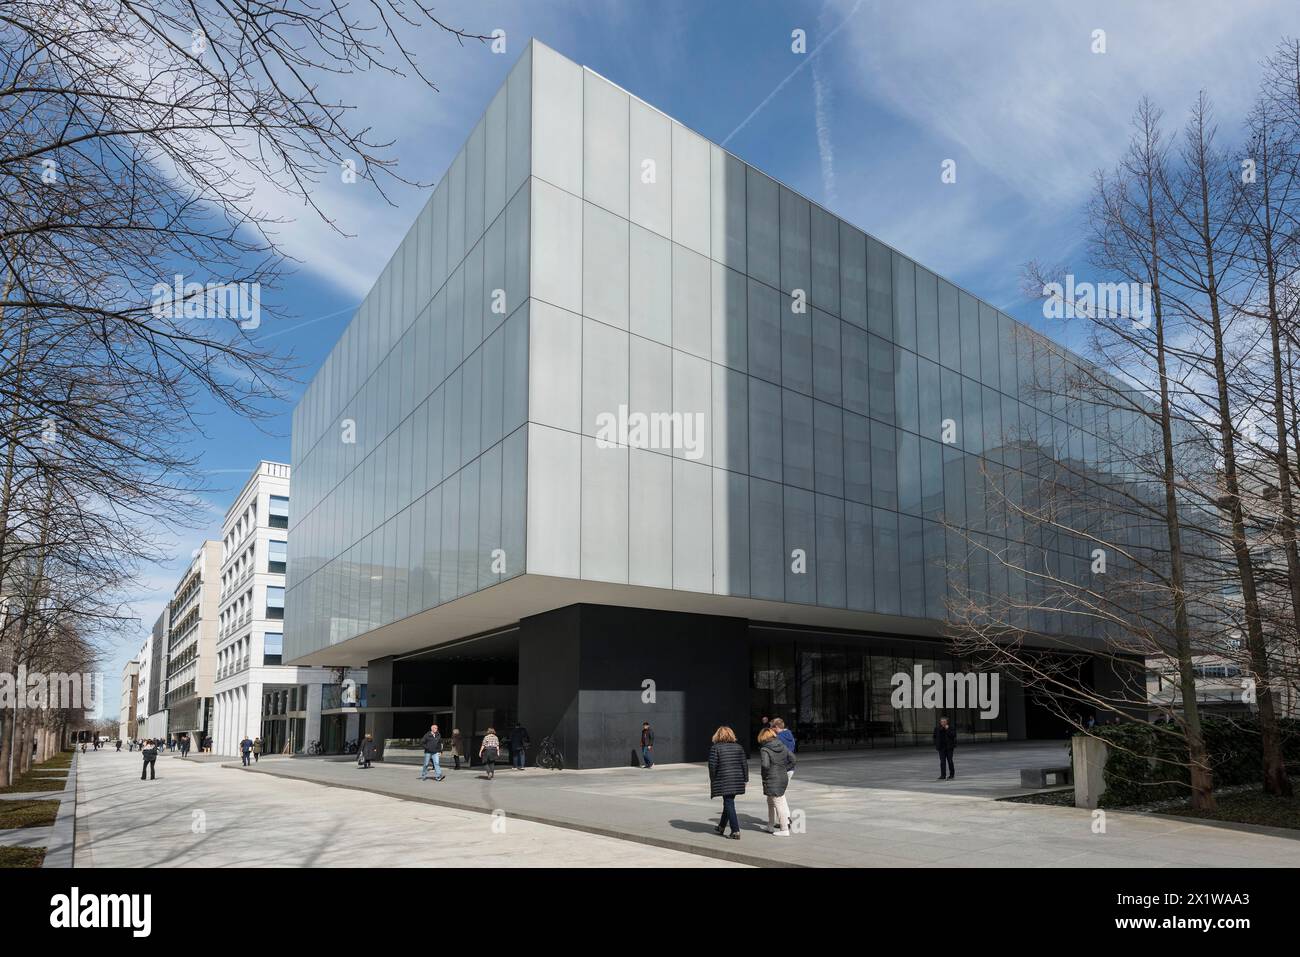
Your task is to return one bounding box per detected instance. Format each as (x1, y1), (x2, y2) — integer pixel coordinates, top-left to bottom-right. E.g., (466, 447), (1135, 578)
(1091, 716), (1300, 807)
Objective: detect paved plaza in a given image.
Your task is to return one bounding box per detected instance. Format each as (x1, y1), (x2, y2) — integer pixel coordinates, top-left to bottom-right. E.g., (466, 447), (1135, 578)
(61, 743), (1300, 867)
(239, 741), (1299, 868)
(71, 749), (743, 868)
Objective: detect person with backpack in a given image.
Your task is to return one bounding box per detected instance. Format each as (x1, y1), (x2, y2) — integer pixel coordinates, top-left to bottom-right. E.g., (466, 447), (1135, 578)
(758, 727), (795, 836)
(707, 726), (749, 840)
(479, 727), (501, 779)
(418, 724), (445, 781)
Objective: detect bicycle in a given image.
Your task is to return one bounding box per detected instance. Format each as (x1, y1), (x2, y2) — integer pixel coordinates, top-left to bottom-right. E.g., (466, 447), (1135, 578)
(344, 738), (359, 754)
(306, 740), (325, 755)
(535, 736), (565, 770)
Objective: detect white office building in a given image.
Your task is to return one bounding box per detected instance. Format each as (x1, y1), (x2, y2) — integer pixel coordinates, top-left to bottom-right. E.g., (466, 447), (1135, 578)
(140, 610), (170, 740)
(118, 660), (140, 742)
(166, 542), (222, 744)
(212, 461), (366, 756)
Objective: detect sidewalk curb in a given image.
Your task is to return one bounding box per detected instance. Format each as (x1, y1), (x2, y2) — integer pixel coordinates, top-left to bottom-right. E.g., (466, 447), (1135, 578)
(237, 763), (796, 868)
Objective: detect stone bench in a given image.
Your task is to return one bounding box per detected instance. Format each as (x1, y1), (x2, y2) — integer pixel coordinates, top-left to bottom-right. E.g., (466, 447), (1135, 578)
(1020, 765), (1074, 789)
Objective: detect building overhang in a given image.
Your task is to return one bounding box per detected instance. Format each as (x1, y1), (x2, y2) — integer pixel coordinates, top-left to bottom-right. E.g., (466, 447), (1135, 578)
(285, 573), (1109, 668)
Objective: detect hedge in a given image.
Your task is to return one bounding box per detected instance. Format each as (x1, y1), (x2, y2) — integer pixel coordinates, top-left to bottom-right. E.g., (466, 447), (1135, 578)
(1083, 716), (1300, 807)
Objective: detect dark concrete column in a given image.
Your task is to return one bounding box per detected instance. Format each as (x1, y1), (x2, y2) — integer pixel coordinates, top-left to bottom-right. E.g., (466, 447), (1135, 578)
(517, 604), (750, 769)
(365, 656), (395, 757)
(517, 606), (582, 763)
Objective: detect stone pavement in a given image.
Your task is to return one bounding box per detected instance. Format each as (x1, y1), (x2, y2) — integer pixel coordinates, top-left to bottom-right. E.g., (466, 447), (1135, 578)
(241, 742), (1300, 868)
(71, 747), (743, 868)
(0, 754), (78, 866)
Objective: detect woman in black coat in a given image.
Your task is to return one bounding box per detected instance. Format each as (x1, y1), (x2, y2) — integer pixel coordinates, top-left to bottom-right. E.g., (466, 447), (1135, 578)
(358, 733), (375, 769)
(707, 726), (749, 840)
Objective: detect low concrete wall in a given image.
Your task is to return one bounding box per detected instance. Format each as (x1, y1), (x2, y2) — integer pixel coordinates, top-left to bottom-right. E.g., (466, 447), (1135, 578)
(381, 746), (428, 765)
(1072, 735), (1108, 809)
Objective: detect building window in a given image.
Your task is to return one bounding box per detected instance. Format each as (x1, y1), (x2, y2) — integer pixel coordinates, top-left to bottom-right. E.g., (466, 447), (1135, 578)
(263, 632), (283, 666)
(266, 585), (285, 620)
(268, 539), (287, 574)
(268, 495), (289, 529)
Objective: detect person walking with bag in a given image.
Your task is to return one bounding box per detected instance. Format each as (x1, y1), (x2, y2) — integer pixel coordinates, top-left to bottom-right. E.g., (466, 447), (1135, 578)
(450, 729), (465, 770)
(479, 727), (501, 779)
(707, 726), (749, 840)
(758, 727), (795, 836)
(358, 733), (375, 769)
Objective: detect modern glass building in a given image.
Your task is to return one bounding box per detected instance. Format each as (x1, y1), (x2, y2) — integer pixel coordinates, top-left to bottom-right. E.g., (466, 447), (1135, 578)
(285, 40), (1145, 767)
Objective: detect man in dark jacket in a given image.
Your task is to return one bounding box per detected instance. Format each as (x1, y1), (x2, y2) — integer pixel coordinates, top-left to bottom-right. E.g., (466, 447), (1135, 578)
(418, 724), (444, 781)
(141, 739), (158, 781)
(240, 735), (254, 766)
(934, 716), (956, 780)
(509, 724), (530, 770)
(639, 722), (654, 768)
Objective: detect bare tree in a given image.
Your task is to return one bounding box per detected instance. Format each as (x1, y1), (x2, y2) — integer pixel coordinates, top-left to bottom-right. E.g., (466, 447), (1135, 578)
(1, 2), (486, 771)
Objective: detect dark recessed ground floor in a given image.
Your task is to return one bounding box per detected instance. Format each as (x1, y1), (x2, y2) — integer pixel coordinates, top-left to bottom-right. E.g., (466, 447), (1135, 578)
(353, 604), (1140, 769)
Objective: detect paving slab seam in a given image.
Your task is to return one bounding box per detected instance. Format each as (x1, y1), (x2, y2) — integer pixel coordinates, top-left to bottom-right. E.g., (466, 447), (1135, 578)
(42, 751), (78, 868)
(235, 763), (801, 868)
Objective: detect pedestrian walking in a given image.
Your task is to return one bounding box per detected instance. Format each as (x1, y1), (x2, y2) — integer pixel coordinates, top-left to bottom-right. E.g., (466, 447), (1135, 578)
(115, 739), (122, 752)
(141, 739), (158, 780)
(758, 727), (795, 836)
(240, 735), (254, 767)
(253, 737), (262, 763)
(451, 729), (464, 770)
(772, 717), (796, 781)
(934, 716), (956, 780)
(639, 721), (655, 768)
(358, 733), (375, 769)
(479, 727), (501, 779)
(707, 726), (749, 840)
(508, 723), (530, 770)
(418, 724), (445, 781)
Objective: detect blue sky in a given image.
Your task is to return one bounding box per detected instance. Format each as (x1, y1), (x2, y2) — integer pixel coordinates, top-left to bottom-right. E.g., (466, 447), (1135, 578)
(101, 0), (1300, 708)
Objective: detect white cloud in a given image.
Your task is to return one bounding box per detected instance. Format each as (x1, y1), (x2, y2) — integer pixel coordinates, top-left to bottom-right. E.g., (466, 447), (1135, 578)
(833, 0), (1293, 208)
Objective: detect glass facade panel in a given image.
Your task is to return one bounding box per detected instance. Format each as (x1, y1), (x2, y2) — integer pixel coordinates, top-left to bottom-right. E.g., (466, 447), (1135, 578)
(288, 40), (1159, 672)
